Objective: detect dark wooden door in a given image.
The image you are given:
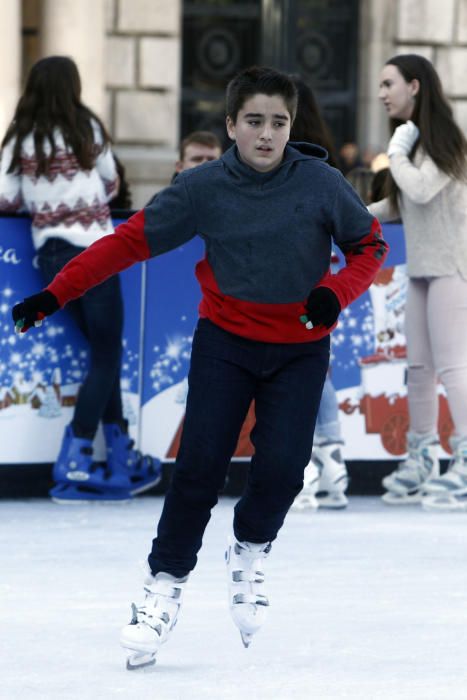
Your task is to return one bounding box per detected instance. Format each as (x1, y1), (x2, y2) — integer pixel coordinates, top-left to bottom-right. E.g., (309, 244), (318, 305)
(262, 0), (359, 146)
(181, 0), (262, 147)
(181, 0), (359, 147)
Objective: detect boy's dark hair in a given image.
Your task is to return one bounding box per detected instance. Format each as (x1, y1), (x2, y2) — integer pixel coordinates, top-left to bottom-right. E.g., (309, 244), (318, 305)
(2, 55), (111, 176)
(226, 66), (298, 124)
(179, 131), (222, 160)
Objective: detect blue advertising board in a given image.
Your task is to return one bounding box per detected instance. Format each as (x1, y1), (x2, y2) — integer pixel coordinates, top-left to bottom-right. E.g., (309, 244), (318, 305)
(0, 214), (143, 464)
(0, 215), (454, 465)
(138, 224), (452, 462)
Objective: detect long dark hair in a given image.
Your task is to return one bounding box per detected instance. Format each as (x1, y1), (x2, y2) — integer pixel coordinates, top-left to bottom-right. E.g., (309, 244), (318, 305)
(2, 55), (111, 176)
(289, 76), (339, 168)
(384, 54), (467, 208)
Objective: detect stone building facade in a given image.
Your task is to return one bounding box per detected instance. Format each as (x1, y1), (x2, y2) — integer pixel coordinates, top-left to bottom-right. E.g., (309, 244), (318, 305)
(0, 0), (466, 208)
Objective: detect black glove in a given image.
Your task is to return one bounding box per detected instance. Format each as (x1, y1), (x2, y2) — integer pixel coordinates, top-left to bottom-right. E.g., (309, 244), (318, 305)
(12, 290), (60, 334)
(300, 287), (341, 330)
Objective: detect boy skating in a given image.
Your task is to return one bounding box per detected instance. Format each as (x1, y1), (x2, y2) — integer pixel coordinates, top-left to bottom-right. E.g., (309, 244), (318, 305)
(12, 66), (388, 668)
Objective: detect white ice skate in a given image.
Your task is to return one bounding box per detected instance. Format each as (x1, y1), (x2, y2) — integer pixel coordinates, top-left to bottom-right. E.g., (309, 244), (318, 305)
(422, 491), (467, 512)
(291, 458), (320, 510)
(422, 436), (467, 512)
(314, 442), (349, 509)
(382, 432), (439, 505)
(225, 536), (271, 648)
(120, 570), (188, 670)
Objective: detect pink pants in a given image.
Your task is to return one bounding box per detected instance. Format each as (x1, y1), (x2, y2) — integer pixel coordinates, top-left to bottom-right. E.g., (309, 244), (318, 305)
(405, 274), (467, 437)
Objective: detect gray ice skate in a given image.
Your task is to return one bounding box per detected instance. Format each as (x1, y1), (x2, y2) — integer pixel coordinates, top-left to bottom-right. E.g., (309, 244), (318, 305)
(292, 458), (320, 510)
(382, 432), (439, 505)
(422, 436), (467, 511)
(314, 441), (349, 509)
(226, 536), (271, 647)
(120, 570), (188, 670)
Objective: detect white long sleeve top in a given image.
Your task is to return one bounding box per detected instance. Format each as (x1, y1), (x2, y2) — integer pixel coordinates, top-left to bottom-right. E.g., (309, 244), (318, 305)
(368, 148), (467, 279)
(0, 121), (119, 250)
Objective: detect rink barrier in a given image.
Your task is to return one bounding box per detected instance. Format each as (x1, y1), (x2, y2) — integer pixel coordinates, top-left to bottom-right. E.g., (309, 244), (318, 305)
(0, 212), (452, 483)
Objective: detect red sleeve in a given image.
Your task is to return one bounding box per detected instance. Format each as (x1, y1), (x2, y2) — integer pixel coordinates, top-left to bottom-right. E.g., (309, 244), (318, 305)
(47, 209), (150, 307)
(320, 217), (389, 309)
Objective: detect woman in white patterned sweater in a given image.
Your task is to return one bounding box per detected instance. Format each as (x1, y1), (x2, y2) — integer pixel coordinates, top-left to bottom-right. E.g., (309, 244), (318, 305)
(0, 56), (160, 502)
(369, 54), (467, 510)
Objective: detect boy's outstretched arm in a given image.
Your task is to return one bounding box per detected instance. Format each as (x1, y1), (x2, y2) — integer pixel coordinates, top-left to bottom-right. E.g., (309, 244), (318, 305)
(12, 177), (197, 332)
(12, 210), (151, 332)
(47, 210), (150, 307)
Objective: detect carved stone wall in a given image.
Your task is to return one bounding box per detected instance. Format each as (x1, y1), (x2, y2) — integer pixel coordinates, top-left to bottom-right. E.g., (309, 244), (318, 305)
(16, 0), (467, 207)
(360, 0), (467, 153)
(104, 0), (181, 207)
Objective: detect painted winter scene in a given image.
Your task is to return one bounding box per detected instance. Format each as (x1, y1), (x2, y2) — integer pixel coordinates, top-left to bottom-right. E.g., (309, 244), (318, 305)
(0, 215), (142, 463)
(0, 293), (141, 463)
(0, 219), (454, 467)
(138, 229), (454, 464)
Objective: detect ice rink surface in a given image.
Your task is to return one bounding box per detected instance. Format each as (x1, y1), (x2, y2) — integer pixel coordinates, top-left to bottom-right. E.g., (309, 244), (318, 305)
(2, 495), (467, 700)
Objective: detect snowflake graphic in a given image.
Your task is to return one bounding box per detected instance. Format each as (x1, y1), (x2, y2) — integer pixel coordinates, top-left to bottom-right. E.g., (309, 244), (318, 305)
(0, 319), (139, 395)
(331, 293), (375, 388)
(148, 334), (192, 394)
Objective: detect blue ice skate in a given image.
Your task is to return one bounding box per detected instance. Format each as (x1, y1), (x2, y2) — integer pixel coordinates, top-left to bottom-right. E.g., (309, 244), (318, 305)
(103, 422), (162, 496)
(49, 424), (131, 503)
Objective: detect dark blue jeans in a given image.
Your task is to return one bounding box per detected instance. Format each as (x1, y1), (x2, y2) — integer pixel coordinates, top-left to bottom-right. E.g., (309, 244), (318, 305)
(148, 318), (330, 577)
(38, 238), (124, 439)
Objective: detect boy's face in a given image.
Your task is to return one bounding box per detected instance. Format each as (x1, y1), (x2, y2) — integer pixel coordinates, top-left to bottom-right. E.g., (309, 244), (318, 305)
(226, 94), (291, 172)
(175, 143), (222, 172)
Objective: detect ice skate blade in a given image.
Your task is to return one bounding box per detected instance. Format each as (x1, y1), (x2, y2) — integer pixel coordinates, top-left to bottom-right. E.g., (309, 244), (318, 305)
(126, 651), (157, 670)
(381, 491), (423, 506)
(50, 483), (131, 504)
(422, 495), (467, 512)
(240, 632), (253, 648)
(317, 493), (348, 510)
(291, 497), (319, 511)
(129, 474), (162, 497)
(51, 495), (131, 505)
(423, 484), (467, 496)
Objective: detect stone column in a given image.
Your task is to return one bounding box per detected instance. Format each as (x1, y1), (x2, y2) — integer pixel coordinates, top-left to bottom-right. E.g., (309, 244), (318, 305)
(0, 0), (21, 139)
(40, 0), (106, 117)
(357, 0), (396, 152)
(112, 0), (182, 208)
